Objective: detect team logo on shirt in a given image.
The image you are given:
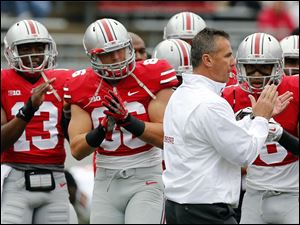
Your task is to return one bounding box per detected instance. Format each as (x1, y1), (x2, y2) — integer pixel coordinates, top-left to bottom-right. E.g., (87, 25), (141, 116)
(88, 96), (102, 102)
(8, 90), (21, 96)
(46, 91), (55, 95)
(128, 91), (139, 96)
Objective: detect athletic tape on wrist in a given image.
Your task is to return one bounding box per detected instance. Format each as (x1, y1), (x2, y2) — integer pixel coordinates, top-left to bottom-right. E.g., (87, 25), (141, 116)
(85, 125), (106, 148)
(121, 114), (145, 137)
(16, 97), (39, 122)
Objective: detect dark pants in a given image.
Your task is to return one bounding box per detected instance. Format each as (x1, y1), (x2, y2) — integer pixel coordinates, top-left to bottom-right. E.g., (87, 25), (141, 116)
(165, 199), (238, 224)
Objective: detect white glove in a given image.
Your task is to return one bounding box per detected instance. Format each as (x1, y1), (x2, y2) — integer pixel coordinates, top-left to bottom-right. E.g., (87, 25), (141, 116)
(265, 118), (283, 143)
(235, 107), (252, 121)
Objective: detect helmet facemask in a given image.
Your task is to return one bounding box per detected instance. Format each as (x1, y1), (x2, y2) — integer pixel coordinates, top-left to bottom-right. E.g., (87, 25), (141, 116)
(237, 62), (283, 94)
(280, 35), (299, 75)
(89, 44), (135, 80)
(5, 41), (57, 79)
(20, 43), (54, 72)
(4, 20), (57, 76)
(283, 57), (299, 76)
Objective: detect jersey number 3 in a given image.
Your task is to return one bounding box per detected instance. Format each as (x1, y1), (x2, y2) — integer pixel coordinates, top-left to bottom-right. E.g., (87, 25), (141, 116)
(11, 102), (59, 151)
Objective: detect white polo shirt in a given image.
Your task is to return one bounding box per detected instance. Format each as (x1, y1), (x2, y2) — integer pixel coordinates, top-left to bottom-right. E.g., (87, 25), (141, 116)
(163, 73), (269, 206)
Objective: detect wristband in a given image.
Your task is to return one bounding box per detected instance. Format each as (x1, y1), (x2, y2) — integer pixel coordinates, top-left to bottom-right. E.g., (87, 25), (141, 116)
(121, 114), (145, 137)
(63, 108), (71, 119)
(85, 125), (106, 148)
(278, 130), (299, 156)
(16, 97), (39, 122)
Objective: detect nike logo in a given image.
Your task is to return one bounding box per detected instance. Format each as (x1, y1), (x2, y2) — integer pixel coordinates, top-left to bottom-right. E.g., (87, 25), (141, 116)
(145, 181), (158, 185)
(128, 91), (139, 96)
(59, 183), (67, 187)
(46, 91), (54, 95)
(19, 110), (25, 117)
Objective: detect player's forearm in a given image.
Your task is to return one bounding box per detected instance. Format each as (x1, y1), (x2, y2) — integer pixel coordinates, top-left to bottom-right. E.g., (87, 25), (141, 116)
(1, 118), (27, 152)
(70, 134), (96, 160)
(278, 130), (299, 156)
(61, 114), (70, 142)
(120, 114), (163, 149)
(139, 122), (164, 149)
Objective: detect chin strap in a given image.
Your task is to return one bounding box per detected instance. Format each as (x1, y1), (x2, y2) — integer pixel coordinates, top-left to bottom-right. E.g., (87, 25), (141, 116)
(83, 77), (103, 109)
(130, 72), (156, 100)
(41, 71), (61, 102)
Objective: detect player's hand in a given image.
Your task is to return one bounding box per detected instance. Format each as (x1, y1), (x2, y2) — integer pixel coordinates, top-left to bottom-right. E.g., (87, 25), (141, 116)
(272, 91), (293, 117)
(31, 77), (56, 109)
(101, 90), (129, 123)
(100, 116), (115, 141)
(265, 118), (283, 143)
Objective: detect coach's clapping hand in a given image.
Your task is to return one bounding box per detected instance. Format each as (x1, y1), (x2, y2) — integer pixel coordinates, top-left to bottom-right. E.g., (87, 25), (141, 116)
(249, 84), (278, 120)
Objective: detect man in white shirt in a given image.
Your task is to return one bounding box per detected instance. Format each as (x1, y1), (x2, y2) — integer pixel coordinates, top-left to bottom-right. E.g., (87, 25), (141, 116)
(162, 27), (280, 224)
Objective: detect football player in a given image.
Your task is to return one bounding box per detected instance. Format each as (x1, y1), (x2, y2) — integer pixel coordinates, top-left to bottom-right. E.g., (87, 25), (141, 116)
(280, 35), (299, 76)
(90, 31), (150, 175)
(1, 20), (76, 223)
(128, 32), (148, 62)
(222, 32), (299, 224)
(65, 18), (178, 224)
